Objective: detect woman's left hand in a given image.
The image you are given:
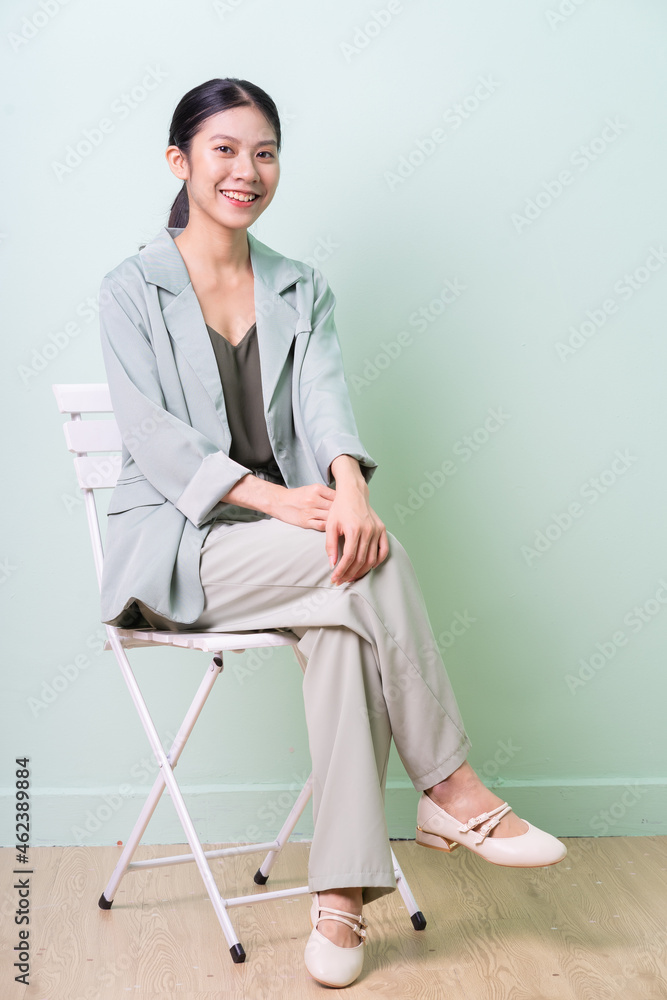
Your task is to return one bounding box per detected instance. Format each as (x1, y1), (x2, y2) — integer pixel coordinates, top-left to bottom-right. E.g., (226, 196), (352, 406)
(325, 484), (389, 585)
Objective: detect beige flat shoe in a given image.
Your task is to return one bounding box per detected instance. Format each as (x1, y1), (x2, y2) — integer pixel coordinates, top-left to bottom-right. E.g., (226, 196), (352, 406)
(416, 792), (567, 867)
(304, 892), (368, 988)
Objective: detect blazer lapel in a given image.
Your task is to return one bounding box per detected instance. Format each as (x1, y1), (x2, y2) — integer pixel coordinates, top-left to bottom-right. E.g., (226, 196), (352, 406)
(139, 225), (307, 425)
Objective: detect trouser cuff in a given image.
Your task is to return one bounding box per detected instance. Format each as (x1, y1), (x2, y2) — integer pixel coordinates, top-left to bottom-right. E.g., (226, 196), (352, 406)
(410, 734), (472, 792)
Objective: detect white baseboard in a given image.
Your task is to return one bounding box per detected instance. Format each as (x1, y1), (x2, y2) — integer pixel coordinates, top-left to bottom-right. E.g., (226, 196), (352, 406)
(1, 778), (663, 847)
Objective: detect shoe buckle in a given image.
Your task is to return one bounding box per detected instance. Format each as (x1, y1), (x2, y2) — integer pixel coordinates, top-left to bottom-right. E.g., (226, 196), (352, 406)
(354, 914), (368, 942)
(474, 820), (493, 844)
(474, 813), (507, 844)
(458, 809), (491, 834)
(458, 802), (512, 838)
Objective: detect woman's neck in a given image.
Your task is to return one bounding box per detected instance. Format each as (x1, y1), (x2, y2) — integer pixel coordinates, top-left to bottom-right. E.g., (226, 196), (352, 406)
(174, 218), (251, 282)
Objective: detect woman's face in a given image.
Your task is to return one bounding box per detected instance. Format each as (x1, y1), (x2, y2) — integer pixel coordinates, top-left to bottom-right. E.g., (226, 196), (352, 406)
(166, 104), (280, 231)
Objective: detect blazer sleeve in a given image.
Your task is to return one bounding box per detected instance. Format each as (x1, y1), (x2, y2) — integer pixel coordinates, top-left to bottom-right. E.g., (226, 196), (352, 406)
(99, 273), (253, 527)
(299, 268), (378, 487)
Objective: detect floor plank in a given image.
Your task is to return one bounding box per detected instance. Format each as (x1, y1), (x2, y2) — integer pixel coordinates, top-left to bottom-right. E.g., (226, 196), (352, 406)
(1, 836), (665, 999)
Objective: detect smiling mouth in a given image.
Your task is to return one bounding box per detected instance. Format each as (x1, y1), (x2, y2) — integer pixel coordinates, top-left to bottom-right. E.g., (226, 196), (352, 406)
(220, 189), (259, 203)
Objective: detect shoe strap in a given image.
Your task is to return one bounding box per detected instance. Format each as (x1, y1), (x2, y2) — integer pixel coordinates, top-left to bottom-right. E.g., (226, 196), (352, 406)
(457, 802), (514, 844)
(314, 902), (368, 941)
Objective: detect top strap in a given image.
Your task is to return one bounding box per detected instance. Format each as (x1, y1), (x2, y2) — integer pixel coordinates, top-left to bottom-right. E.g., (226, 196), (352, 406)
(456, 801), (511, 833)
(315, 904), (368, 940)
(457, 802), (514, 844)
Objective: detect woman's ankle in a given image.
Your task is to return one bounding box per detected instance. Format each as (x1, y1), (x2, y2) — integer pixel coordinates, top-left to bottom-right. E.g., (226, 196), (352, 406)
(426, 759), (479, 806)
(423, 762), (529, 838)
(318, 886), (363, 912)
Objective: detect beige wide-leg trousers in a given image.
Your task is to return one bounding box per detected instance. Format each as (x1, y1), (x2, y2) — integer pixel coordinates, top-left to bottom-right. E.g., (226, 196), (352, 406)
(139, 517), (472, 905)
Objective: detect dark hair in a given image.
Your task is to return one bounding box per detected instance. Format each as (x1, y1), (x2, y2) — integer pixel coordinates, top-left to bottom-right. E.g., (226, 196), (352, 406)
(166, 77), (281, 228)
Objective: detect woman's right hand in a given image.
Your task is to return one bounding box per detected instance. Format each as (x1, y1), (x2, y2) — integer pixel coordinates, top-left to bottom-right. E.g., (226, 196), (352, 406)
(221, 475), (336, 528)
(268, 483), (337, 531)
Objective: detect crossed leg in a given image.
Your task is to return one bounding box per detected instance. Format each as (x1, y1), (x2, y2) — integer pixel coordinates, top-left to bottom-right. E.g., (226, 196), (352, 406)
(138, 517), (516, 946)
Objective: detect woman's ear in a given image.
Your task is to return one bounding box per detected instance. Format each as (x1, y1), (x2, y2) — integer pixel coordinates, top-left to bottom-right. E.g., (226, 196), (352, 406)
(165, 145), (189, 182)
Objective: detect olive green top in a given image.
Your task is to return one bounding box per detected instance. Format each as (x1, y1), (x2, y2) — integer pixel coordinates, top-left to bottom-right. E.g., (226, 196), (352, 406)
(205, 321), (285, 489)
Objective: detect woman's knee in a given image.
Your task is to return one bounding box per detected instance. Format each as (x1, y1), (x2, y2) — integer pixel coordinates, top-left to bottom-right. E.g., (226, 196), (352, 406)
(385, 529), (403, 552)
(385, 529), (412, 567)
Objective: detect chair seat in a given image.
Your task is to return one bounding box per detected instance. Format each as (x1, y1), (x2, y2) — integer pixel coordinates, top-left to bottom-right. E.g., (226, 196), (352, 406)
(106, 627), (300, 653)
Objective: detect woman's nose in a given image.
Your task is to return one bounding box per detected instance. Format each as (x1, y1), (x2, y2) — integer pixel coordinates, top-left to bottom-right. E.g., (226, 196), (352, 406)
(232, 155), (259, 180)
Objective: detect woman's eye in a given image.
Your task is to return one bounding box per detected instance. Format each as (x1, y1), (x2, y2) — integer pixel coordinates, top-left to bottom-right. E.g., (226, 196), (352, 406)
(214, 146), (274, 158)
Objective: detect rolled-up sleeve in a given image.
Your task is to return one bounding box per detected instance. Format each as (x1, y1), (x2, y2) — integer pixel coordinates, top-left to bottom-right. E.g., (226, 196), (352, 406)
(299, 268), (378, 487)
(99, 274), (253, 527)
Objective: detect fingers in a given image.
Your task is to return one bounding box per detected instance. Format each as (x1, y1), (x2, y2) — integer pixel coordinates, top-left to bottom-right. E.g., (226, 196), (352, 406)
(331, 526), (379, 585)
(340, 525), (389, 584)
(331, 530), (359, 584)
(325, 518), (340, 567)
(376, 526), (389, 565)
(344, 541), (379, 583)
(274, 485), (333, 532)
(321, 495), (388, 584)
(348, 538), (379, 584)
(314, 485), (335, 522)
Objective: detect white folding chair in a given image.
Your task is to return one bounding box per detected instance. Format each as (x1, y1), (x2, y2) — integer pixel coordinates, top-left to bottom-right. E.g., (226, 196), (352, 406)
(52, 382), (426, 964)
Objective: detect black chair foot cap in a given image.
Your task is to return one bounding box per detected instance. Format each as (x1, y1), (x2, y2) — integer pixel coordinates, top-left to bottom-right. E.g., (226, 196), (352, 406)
(253, 868), (268, 885)
(98, 892), (113, 910)
(411, 910), (427, 931)
(230, 943), (246, 964)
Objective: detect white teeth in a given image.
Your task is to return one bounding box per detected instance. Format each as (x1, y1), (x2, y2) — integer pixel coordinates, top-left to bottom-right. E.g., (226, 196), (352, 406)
(221, 190), (257, 202)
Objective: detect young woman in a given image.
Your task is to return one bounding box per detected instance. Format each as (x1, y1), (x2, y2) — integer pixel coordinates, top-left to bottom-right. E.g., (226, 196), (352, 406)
(98, 77), (566, 989)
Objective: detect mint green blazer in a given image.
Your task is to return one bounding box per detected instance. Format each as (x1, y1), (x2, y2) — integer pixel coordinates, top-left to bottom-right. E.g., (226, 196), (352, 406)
(98, 225), (378, 627)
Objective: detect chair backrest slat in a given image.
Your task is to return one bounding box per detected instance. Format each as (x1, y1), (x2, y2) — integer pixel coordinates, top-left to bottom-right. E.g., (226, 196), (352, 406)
(73, 454), (122, 489)
(54, 384), (123, 490)
(64, 419), (122, 454)
(53, 383), (121, 586)
(53, 383), (112, 414)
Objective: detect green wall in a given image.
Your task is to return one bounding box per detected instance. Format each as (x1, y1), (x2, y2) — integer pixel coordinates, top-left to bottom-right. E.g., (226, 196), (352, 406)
(2, 0), (665, 851)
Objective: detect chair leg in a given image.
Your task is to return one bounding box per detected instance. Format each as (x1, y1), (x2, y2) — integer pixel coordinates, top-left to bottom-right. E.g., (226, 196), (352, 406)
(253, 773), (314, 884)
(252, 646), (313, 883)
(101, 639), (246, 962)
(100, 652), (224, 906)
(391, 847), (427, 930)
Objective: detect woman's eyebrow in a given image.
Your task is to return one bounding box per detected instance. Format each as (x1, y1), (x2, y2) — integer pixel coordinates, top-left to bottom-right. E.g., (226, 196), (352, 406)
(208, 133), (278, 147)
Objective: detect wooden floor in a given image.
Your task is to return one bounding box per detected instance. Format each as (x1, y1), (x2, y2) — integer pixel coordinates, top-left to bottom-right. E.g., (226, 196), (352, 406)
(2, 836), (666, 999)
